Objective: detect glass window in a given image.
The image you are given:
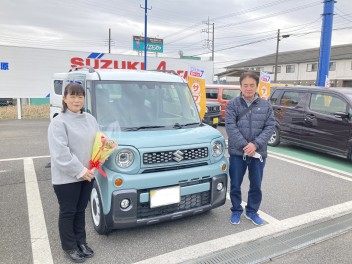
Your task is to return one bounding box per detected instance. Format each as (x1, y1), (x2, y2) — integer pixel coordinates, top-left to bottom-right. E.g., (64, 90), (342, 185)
(309, 93), (347, 114)
(222, 89), (241, 100)
(256, 67), (264, 72)
(53, 80), (63, 95)
(286, 65), (295, 73)
(272, 66), (281, 73)
(206, 88), (218, 99)
(270, 90), (281, 105)
(329, 62), (336, 71)
(307, 63), (318, 72)
(280, 91), (305, 107)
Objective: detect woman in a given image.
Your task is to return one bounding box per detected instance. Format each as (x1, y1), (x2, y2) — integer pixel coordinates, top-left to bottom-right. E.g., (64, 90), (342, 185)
(48, 83), (99, 263)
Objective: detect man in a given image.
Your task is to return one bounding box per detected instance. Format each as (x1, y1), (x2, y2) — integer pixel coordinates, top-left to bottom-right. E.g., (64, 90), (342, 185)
(225, 71), (275, 226)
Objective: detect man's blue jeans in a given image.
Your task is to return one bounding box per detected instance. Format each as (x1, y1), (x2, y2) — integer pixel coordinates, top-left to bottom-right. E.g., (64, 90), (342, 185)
(229, 155), (266, 215)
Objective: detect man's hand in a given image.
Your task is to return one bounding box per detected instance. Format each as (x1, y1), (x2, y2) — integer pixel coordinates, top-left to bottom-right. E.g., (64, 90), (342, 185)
(82, 169), (94, 182)
(243, 142), (257, 157)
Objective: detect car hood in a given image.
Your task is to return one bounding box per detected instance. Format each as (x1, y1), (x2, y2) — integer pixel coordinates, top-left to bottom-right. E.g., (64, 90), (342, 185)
(103, 125), (223, 149)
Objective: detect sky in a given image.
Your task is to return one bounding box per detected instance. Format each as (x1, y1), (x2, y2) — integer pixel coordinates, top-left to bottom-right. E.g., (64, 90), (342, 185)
(1, 0), (352, 74)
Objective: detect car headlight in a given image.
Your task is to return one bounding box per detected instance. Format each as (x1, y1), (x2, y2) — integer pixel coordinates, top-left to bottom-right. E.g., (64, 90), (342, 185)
(205, 106), (208, 113)
(212, 141), (223, 157)
(116, 150), (134, 168)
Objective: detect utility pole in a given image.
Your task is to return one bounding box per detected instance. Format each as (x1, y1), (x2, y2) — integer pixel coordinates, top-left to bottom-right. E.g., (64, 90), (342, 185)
(108, 28), (111, 53)
(317, 0), (335, 86)
(274, 29), (290, 82)
(274, 29), (280, 83)
(140, 0), (152, 70)
(202, 18), (214, 61)
(212, 23), (214, 62)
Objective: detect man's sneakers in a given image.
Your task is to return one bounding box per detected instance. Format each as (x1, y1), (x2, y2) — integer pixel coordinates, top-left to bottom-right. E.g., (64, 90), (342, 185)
(230, 212), (242, 225)
(245, 213), (264, 226)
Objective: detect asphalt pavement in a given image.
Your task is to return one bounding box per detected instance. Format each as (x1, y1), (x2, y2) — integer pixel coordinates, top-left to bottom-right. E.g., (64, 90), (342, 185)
(0, 119), (352, 264)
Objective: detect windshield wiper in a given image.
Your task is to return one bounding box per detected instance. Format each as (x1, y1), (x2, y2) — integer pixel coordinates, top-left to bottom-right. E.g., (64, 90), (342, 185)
(182, 122), (201, 127)
(173, 123), (183, 129)
(125, 125), (165, 131)
(173, 122), (200, 129)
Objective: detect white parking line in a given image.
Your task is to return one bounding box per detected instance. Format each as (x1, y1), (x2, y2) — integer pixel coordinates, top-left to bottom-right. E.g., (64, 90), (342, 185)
(269, 153), (352, 182)
(0, 155), (50, 162)
(268, 151), (352, 177)
(24, 158), (53, 264)
(133, 200), (352, 264)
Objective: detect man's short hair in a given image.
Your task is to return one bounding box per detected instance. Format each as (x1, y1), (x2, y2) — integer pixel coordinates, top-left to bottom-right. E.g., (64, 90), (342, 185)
(239, 71), (259, 86)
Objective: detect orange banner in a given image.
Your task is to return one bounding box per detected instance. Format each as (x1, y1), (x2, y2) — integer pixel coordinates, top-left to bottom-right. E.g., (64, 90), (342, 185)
(188, 76), (206, 119)
(257, 71), (271, 99)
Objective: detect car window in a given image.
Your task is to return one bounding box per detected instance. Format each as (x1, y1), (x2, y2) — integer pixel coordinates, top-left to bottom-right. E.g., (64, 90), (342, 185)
(53, 80), (63, 95)
(270, 90), (281, 105)
(279, 91), (305, 107)
(206, 88), (218, 99)
(222, 89), (240, 100)
(309, 93), (348, 115)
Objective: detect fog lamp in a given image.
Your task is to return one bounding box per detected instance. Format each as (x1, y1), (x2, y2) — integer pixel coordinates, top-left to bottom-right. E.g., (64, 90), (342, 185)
(216, 182), (224, 191)
(120, 199), (130, 209)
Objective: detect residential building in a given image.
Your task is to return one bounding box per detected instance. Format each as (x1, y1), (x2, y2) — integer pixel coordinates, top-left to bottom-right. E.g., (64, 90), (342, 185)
(216, 44), (352, 87)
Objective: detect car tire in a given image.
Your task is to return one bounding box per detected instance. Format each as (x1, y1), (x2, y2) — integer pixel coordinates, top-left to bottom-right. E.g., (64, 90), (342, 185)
(268, 126), (280, 147)
(212, 124), (218, 129)
(90, 181), (111, 235)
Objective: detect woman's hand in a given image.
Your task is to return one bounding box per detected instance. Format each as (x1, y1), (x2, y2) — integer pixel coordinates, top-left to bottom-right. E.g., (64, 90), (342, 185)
(82, 169), (94, 182)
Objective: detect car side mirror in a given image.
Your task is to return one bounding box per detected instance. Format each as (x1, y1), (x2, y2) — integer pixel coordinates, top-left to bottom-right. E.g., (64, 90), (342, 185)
(333, 111), (350, 119)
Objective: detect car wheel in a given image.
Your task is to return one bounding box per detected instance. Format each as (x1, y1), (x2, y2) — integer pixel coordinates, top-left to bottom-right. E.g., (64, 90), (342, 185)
(268, 126), (280, 147)
(90, 181), (111, 235)
(212, 124), (218, 129)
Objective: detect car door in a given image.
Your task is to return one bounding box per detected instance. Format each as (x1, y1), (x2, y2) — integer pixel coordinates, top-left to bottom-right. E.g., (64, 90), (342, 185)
(274, 90), (307, 143)
(304, 92), (350, 156)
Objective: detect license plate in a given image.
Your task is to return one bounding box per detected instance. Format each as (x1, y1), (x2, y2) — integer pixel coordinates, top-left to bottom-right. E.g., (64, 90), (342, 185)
(150, 186), (180, 208)
(213, 117), (219, 124)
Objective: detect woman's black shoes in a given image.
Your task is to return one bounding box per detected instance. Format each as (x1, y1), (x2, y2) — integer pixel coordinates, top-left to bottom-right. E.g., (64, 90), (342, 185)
(64, 248), (85, 263)
(78, 243), (94, 258)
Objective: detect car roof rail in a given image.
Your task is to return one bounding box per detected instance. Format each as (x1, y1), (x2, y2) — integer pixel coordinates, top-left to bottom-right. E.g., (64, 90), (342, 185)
(69, 66), (95, 73)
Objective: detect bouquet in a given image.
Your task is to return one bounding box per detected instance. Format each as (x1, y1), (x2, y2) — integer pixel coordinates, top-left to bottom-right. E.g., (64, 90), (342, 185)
(89, 132), (117, 177)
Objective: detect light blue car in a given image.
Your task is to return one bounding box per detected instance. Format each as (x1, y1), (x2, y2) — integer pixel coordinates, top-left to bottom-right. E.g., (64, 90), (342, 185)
(64, 67), (229, 234)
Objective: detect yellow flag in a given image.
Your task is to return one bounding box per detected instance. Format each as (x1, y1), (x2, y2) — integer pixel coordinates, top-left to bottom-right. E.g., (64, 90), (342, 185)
(188, 76), (206, 119)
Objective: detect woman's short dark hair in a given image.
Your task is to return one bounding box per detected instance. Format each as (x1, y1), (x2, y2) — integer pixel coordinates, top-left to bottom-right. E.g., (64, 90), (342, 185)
(239, 71), (259, 86)
(62, 83), (85, 113)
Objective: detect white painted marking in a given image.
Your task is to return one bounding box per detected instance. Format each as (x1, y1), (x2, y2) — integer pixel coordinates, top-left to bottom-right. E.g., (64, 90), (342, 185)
(0, 155), (50, 162)
(226, 193), (280, 224)
(0, 170), (7, 173)
(268, 151), (352, 177)
(24, 158), (53, 264)
(133, 200), (352, 264)
(269, 154), (352, 182)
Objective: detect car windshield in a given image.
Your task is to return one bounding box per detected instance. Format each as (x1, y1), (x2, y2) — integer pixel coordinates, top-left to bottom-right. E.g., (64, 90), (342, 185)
(93, 81), (200, 132)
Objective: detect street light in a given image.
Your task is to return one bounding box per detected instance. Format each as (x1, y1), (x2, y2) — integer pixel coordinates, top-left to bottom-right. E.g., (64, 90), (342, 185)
(274, 29), (290, 82)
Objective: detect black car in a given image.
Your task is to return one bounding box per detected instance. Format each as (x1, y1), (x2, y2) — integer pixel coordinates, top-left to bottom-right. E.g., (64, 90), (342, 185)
(203, 100), (221, 128)
(268, 86), (352, 160)
(0, 98), (13, 106)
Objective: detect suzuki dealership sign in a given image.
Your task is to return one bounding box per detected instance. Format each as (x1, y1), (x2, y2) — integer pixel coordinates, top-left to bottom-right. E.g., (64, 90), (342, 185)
(0, 45), (212, 98)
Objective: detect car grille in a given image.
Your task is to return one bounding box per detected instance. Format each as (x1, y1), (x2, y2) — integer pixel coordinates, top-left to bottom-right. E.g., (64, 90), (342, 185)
(207, 105), (220, 112)
(142, 162), (208, 173)
(137, 190), (211, 219)
(143, 147), (208, 165)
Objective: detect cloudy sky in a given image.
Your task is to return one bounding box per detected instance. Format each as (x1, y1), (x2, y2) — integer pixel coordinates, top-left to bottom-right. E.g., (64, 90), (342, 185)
(1, 0), (352, 73)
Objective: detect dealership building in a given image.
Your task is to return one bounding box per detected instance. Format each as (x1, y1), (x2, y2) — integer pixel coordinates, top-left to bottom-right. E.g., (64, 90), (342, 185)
(217, 44), (352, 87)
